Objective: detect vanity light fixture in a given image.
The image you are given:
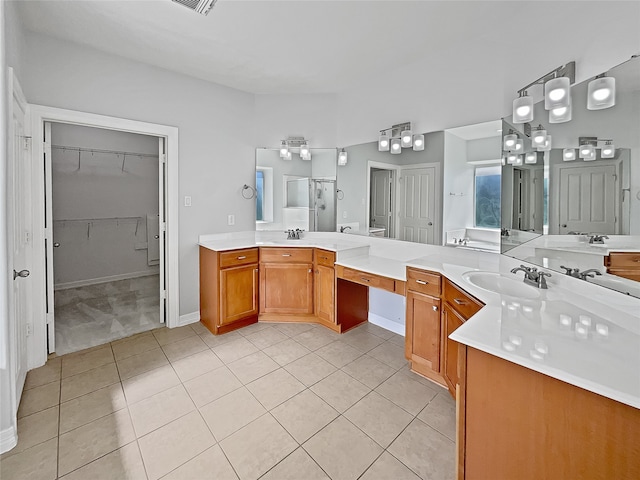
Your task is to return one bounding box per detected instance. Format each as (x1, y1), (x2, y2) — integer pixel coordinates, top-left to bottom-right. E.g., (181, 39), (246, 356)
(378, 131), (390, 151)
(563, 148), (577, 161)
(549, 99), (572, 123)
(513, 155), (523, 166)
(525, 152), (538, 164)
(506, 153), (518, 164)
(544, 77), (571, 110)
(503, 133), (518, 151)
(514, 139), (524, 152)
(537, 135), (552, 152)
(338, 148), (348, 166)
(512, 92), (534, 124)
(401, 126), (413, 148)
(390, 138), (402, 155)
(300, 142), (311, 161)
(279, 140), (289, 158)
(284, 151), (292, 161)
(601, 140), (615, 158)
(413, 134), (425, 151)
(587, 74), (616, 110)
(531, 126), (548, 149)
(579, 144), (596, 161)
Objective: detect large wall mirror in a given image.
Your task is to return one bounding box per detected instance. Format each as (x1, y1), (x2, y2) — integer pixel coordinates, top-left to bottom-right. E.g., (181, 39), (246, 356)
(255, 148), (337, 232)
(501, 56), (640, 297)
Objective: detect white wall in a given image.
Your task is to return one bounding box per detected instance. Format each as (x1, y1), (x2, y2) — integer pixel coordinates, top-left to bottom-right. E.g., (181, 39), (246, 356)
(22, 33), (256, 315)
(443, 132), (474, 239)
(51, 123), (159, 286)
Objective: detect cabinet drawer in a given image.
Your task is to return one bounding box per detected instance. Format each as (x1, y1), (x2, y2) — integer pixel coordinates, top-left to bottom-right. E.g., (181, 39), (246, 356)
(315, 249), (336, 267)
(406, 268), (441, 296)
(606, 253), (640, 268)
(607, 269), (640, 282)
(443, 278), (483, 319)
(260, 247), (313, 263)
(340, 267), (396, 292)
(219, 248), (259, 268)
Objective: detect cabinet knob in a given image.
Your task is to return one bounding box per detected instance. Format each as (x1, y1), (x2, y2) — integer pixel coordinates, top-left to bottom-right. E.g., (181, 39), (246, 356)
(237, 256), (246, 260)
(416, 279), (428, 285)
(432, 305), (438, 312)
(308, 269), (312, 273)
(454, 298), (467, 306)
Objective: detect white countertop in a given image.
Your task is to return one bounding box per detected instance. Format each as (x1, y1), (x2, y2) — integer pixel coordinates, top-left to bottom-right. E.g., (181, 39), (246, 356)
(198, 231), (640, 408)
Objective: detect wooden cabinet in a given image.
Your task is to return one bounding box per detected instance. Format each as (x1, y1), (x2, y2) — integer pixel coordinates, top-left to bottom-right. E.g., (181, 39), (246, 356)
(605, 252), (640, 281)
(260, 247), (314, 315)
(314, 249), (336, 324)
(200, 246), (259, 335)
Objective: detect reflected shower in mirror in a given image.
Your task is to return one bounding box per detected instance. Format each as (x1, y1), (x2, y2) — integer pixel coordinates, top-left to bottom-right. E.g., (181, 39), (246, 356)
(501, 55), (640, 297)
(255, 148), (337, 232)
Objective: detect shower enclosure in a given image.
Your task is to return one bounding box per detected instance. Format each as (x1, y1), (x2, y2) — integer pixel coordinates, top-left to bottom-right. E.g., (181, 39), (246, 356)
(285, 178), (337, 232)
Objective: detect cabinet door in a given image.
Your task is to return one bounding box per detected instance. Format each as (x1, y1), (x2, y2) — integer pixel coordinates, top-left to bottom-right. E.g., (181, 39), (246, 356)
(406, 291), (441, 373)
(315, 264), (335, 323)
(260, 263), (314, 314)
(219, 264), (258, 326)
(442, 302), (465, 396)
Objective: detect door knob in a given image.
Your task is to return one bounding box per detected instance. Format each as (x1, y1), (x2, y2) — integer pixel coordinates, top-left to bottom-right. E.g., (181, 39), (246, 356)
(154, 235), (160, 239)
(53, 242), (60, 247)
(428, 222), (433, 226)
(13, 269), (30, 280)
(561, 224), (567, 228)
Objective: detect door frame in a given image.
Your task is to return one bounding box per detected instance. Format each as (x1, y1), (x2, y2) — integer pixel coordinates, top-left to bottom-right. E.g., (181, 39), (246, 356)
(397, 162), (442, 244)
(29, 105), (180, 369)
(366, 161), (398, 237)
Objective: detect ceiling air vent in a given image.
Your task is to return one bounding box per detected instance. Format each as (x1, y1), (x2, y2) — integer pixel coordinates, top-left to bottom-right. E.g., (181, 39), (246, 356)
(171, 0), (217, 16)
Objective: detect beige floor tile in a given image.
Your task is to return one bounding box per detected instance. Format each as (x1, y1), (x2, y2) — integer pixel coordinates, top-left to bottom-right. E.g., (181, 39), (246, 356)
(129, 384), (195, 437)
(375, 371), (438, 415)
(188, 321), (209, 336)
(292, 329), (337, 351)
(244, 328), (288, 350)
(59, 441), (147, 480)
(0, 437), (58, 480)
(138, 410), (215, 480)
(272, 322), (315, 337)
(152, 325), (196, 346)
(58, 409), (136, 476)
(417, 392), (457, 441)
(116, 347), (169, 380)
(271, 390), (338, 443)
(183, 366), (242, 407)
(24, 357), (61, 390)
(246, 368), (306, 410)
(2, 406), (58, 458)
(199, 387), (266, 441)
(261, 448), (329, 480)
(397, 363), (447, 389)
(60, 362), (120, 403)
(162, 445), (238, 480)
(314, 341), (363, 368)
(227, 351), (279, 384)
(111, 333), (159, 361)
(303, 416), (382, 480)
(211, 337), (259, 364)
(111, 330), (153, 346)
(310, 370), (370, 413)
(359, 451), (420, 480)
(344, 391), (413, 448)
(283, 353), (336, 387)
(361, 323), (395, 340)
(170, 348), (223, 382)
(341, 354), (397, 389)
(161, 335), (208, 363)
(388, 418), (456, 480)
(367, 342), (407, 369)
(387, 332), (407, 347)
(61, 345), (114, 378)
(340, 331), (386, 353)
(200, 330), (243, 349)
(220, 414), (297, 480)
(122, 364), (181, 405)
(60, 383), (126, 434)
(235, 322), (273, 337)
(262, 338), (310, 366)
(17, 380), (60, 418)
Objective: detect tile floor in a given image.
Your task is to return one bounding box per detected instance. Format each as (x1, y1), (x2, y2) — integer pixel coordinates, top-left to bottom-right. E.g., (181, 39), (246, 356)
(54, 275), (162, 355)
(1, 321), (456, 480)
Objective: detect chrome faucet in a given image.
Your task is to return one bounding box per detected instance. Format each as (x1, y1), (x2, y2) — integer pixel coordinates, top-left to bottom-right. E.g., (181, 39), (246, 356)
(579, 269), (603, 280)
(560, 265), (581, 278)
(285, 228), (303, 240)
(510, 265), (551, 289)
(339, 226), (352, 233)
(588, 234), (609, 244)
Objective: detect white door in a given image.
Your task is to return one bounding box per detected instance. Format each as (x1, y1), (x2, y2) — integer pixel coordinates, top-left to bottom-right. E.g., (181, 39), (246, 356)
(370, 169), (392, 236)
(559, 165), (617, 234)
(398, 166), (436, 244)
(532, 167), (545, 233)
(7, 70), (31, 396)
(158, 138), (166, 323)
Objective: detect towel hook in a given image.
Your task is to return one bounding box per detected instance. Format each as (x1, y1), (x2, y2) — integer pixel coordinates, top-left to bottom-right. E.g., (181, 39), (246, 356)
(242, 184), (256, 199)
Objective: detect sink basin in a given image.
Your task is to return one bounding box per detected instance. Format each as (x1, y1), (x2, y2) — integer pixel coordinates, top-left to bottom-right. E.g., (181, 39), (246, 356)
(462, 271), (541, 299)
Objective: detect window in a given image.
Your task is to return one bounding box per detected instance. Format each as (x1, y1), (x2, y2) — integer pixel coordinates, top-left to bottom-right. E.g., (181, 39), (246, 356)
(255, 166), (273, 223)
(475, 166), (501, 228)
(256, 170), (264, 221)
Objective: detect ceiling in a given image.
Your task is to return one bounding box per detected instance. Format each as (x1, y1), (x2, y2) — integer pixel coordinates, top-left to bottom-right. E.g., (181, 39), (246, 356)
(12, 0), (557, 95)
(446, 120), (501, 141)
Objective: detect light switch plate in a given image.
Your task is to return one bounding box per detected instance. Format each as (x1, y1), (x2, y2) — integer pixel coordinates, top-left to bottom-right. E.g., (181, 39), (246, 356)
(228, 214), (235, 226)
(184, 196), (192, 207)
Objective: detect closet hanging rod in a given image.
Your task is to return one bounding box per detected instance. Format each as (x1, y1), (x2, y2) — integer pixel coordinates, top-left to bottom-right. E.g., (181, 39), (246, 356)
(51, 145), (159, 158)
(54, 216), (144, 223)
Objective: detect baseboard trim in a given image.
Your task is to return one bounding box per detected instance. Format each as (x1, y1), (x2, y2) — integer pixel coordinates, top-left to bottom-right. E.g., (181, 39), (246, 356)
(0, 425), (17, 454)
(55, 270), (159, 290)
(178, 311), (200, 327)
(368, 313), (405, 336)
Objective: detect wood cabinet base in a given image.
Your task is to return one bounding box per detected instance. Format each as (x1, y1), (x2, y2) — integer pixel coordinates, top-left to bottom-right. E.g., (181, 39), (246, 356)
(257, 313), (342, 333)
(202, 316), (257, 336)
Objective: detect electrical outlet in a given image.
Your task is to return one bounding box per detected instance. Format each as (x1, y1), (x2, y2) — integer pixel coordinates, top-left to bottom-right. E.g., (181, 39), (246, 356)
(228, 214), (235, 226)
(26, 323), (33, 336)
(343, 211), (347, 219)
(184, 196), (192, 207)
